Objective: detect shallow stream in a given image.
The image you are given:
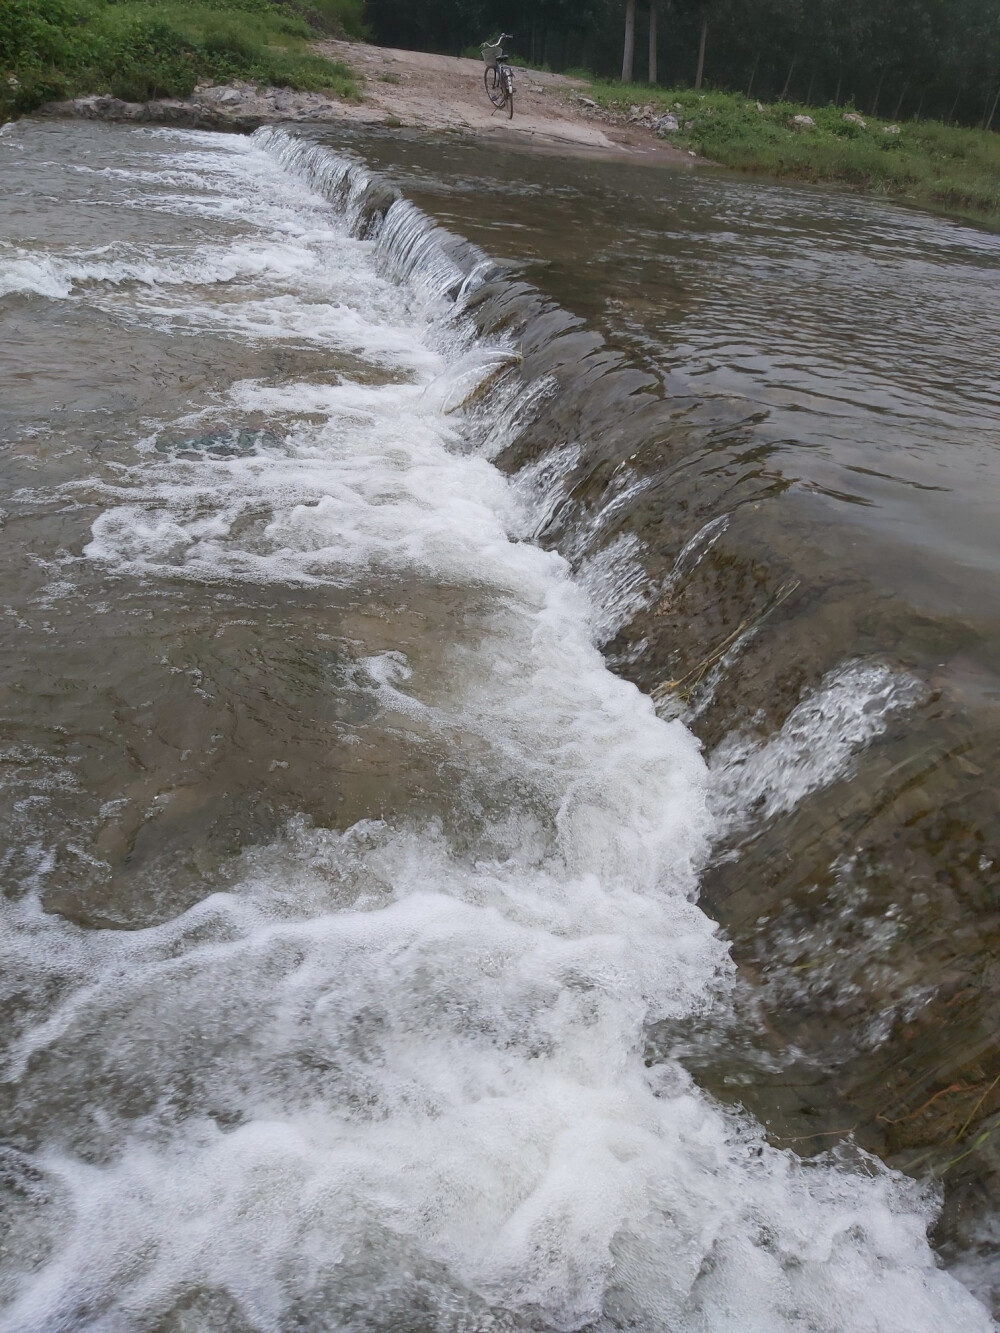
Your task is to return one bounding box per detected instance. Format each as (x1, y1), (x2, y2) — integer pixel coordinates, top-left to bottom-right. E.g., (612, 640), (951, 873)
(1, 117), (999, 1330)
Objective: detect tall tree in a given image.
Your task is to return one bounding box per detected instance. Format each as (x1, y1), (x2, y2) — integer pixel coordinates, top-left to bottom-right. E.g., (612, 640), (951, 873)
(622, 0), (637, 81)
(361, 0), (1000, 130)
(694, 10), (708, 88)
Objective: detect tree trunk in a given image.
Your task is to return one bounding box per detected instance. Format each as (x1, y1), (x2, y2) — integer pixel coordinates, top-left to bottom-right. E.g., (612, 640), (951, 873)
(893, 80), (909, 119)
(980, 84), (997, 128)
(805, 66), (815, 104)
(530, 18), (537, 65)
(746, 51), (760, 98)
(622, 0), (636, 83)
(947, 88), (962, 123)
(871, 68), (885, 115)
(834, 68), (842, 105)
(913, 92), (925, 120)
(648, 1), (658, 85)
(694, 13), (708, 90)
(780, 57), (796, 100)
(986, 82), (1000, 132)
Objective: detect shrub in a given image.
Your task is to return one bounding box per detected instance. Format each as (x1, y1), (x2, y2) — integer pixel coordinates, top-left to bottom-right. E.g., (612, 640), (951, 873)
(95, 17), (200, 99)
(573, 79), (1000, 227)
(0, 0), (358, 120)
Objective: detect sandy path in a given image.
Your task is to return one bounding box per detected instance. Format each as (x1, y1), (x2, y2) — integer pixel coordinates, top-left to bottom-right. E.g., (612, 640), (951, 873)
(40, 40), (697, 165)
(314, 41), (697, 165)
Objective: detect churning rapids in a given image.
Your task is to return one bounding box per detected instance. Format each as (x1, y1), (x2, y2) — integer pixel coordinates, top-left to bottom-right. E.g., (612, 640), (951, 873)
(0, 119), (997, 1331)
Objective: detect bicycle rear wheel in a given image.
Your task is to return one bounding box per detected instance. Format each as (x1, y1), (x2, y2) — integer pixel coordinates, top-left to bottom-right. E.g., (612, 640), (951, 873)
(484, 65), (506, 109)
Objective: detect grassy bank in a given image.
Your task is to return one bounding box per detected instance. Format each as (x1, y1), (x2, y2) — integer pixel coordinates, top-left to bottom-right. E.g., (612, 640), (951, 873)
(0, 0), (363, 121)
(581, 82), (1000, 225)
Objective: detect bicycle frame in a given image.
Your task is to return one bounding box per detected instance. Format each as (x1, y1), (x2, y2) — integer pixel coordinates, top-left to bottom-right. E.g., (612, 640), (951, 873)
(481, 34), (515, 116)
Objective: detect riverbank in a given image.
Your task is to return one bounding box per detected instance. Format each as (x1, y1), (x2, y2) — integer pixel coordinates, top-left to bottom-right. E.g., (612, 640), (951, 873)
(31, 35), (700, 164)
(307, 40), (695, 160)
(0, 0), (359, 124)
(576, 82), (1000, 227)
(6, 1), (1000, 224)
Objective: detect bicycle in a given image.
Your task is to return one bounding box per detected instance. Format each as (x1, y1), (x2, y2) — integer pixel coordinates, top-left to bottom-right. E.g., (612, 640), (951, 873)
(481, 34), (515, 119)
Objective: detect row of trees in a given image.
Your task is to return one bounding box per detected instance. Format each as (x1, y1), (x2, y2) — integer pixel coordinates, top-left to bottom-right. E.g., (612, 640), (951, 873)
(362, 0), (1000, 129)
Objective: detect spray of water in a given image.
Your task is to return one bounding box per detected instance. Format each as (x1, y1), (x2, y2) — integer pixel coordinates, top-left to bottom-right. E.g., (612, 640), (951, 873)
(0, 123), (991, 1332)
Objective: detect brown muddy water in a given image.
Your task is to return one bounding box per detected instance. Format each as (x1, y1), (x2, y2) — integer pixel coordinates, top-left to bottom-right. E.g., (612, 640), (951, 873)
(0, 117), (998, 1331)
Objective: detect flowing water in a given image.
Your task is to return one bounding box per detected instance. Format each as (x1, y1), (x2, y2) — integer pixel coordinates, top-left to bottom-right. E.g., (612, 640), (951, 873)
(0, 116), (998, 1331)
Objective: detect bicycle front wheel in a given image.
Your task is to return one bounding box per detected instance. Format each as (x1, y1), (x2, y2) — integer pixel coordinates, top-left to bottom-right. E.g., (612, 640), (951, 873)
(484, 65), (506, 109)
(506, 76), (514, 118)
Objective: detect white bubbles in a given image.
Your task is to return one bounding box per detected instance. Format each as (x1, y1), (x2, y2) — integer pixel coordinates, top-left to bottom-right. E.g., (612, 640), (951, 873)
(3, 820), (989, 1332)
(0, 237), (314, 301)
(0, 124), (993, 1332)
(84, 377), (527, 591)
(577, 531), (654, 645)
(0, 253), (76, 300)
(709, 660), (928, 837)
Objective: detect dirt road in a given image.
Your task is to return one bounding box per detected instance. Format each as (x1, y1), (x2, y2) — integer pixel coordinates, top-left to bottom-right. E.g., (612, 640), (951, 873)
(42, 40), (698, 165)
(315, 41), (697, 165)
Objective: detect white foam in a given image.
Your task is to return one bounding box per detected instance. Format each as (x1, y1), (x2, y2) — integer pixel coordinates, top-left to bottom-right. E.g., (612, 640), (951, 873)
(577, 531), (654, 645)
(0, 238), (315, 300)
(709, 660), (927, 837)
(84, 377), (529, 589)
(0, 254), (76, 300)
(1, 125), (993, 1332)
(511, 441), (583, 539)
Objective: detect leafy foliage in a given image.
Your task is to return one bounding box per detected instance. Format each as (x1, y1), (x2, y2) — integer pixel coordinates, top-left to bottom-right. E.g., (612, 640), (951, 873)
(0, 0), (361, 119)
(584, 82), (1000, 223)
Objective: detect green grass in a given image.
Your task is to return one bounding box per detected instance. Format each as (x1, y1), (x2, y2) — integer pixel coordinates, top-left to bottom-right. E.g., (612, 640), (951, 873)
(0, 0), (362, 120)
(578, 81), (1000, 227)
